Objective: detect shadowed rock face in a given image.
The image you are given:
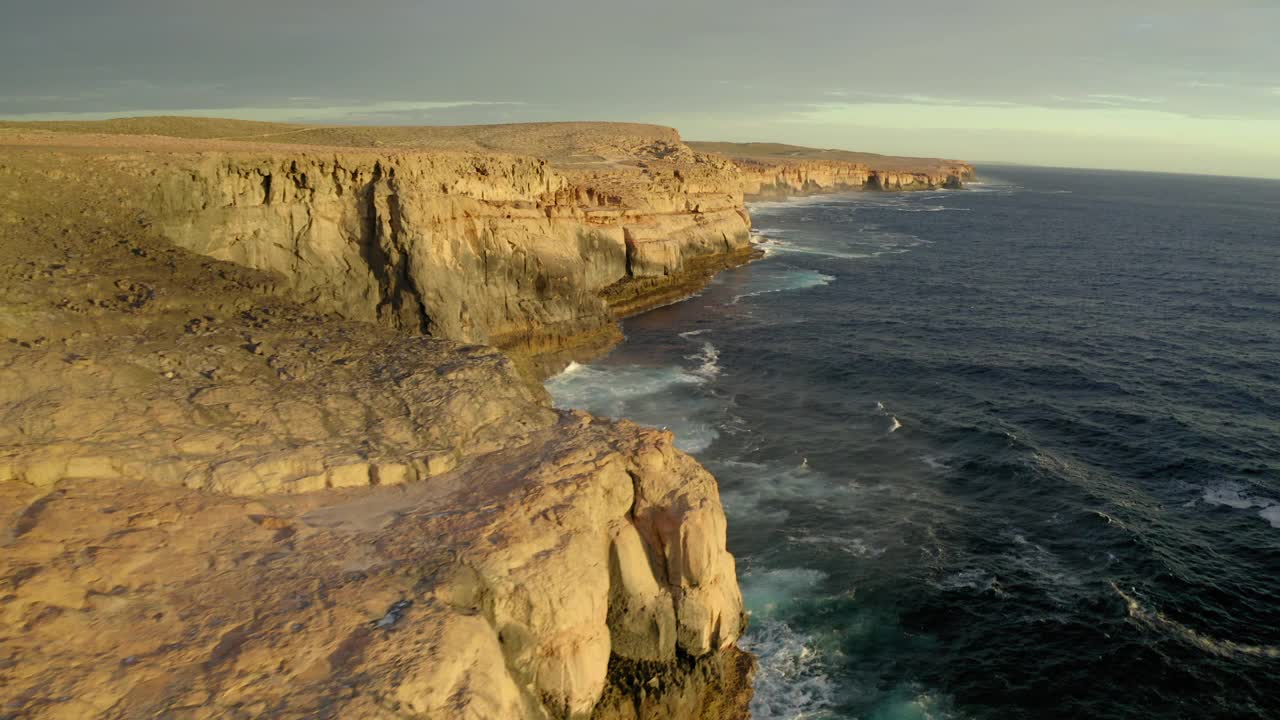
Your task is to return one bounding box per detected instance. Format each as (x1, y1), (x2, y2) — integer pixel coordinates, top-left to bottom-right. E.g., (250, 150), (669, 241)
(0, 138), (749, 719)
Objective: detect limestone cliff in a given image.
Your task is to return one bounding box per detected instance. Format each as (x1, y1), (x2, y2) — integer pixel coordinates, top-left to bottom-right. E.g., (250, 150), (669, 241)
(0, 123), (755, 365)
(0, 143), (749, 719)
(687, 140), (976, 198)
(0, 120), (977, 719)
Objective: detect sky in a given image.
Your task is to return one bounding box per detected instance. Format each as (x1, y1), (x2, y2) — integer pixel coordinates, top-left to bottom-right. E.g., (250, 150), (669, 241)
(3, 0), (1279, 178)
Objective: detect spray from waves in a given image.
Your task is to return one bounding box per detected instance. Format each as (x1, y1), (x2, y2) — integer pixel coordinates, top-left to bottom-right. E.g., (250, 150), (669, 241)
(742, 620), (836, 720)
(759, 229), (929, 262)
(747, 195), (849, 213)
(1200, 482), (1280, 528)
(740, 568), (837, 720)
(558, 361), (587, 376)
(763, 244), (873, 262)
(729, 268), (836, 305)
(545, 359), (719, 453)
(712, 457), (859, 524)
(1111, 583), (1280, 659)
(687, 341), (721, 379)
(886, 205), (971, 213)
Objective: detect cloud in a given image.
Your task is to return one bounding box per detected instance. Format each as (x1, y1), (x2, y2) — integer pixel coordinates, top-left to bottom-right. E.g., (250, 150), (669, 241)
(0, 100), (522, 124)
(1084, 94), (1164, 105)
(834, 91), (1020, 108)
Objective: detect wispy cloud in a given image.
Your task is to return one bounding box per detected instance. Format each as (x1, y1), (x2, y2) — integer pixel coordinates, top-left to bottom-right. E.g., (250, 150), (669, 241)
(1084, 93), (1164, 105)
(0, 100), (523, 123)
(831, 91), (1020, 108)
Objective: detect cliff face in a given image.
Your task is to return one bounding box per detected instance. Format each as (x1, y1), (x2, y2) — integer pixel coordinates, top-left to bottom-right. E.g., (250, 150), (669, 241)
(124, 139), (752, 358)
(733, 158), (974, 196)
(0, 144), (748, 719)
(686, 140), (977, 199)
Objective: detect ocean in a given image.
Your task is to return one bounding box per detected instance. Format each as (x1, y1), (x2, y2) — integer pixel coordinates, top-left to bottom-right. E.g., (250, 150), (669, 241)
(546, 166), (1280, 719)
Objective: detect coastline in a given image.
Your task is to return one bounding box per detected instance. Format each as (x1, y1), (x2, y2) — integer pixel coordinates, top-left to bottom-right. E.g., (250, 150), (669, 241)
(0, 118), (971, 719)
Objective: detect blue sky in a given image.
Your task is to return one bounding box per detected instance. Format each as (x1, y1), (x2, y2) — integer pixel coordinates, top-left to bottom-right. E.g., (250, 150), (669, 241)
(3, 1), (1278, 177)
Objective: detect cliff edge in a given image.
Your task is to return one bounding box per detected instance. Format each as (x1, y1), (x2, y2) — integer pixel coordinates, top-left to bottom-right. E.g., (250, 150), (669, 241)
(688, 141), (976, 197)
(0, 119), (972, 719)
(0, 141), (749, 719)
(0, 121), (759, 370)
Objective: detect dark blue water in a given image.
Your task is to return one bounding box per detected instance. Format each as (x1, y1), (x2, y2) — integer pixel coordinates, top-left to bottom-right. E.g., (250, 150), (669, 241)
(548, 167), (1280, 719)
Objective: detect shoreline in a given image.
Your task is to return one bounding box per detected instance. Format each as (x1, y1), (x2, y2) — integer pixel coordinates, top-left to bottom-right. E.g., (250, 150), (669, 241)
(0, 118), (973, 720)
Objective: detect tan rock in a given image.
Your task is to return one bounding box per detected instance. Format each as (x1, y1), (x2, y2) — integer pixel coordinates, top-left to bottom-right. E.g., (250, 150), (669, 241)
(0, 124), (755, 718)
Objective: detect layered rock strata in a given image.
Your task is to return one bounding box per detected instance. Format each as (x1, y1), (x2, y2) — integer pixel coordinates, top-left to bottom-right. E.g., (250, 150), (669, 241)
(0, 121), (977, 718)
(0, 144), (748, 718)
(687, 140), (976, 198)
(0, 126), (754, 366)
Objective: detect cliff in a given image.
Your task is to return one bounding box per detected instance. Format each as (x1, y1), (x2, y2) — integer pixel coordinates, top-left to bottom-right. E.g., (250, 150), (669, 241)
(0, 122), (755, 367)
(0, 141), (749, 719)
(687, 141), (976, 197)
(0, 119), (974, 719)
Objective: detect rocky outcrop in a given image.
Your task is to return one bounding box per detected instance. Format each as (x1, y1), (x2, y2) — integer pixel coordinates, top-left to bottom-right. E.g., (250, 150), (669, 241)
(0, 421), (748, 720)
(0, 140), (749, 719)
(15, 131), (751, 361)
(0, 121), (979, 718)
(729, 158), (974, 197)
(687, 141), (976, 199)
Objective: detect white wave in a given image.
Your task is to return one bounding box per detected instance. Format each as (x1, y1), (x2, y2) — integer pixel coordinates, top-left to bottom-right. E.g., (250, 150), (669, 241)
(1202, 482), (1269, 509)
(729, 269), (835, 305)
(741, 618), (836, 720)
(714, 457), (857, 524)
(875, 401), (885, 411)
(678, 328), (709, 339)
(889, 416), (903, 433)
(747, 195), (846, 212)
(764, 244), (872, 261)
(557, 361), (586, 376)
(738, 567), (836, 720)
(1201, 482), (1280, 528)
(1261, 506), (1280, 529)
(687, 341), (721, 380)
(545, 361), (719, 453)
(741, 566), (828, 617)
(889, 205), (971, 213)
(787, 532), (887, 559)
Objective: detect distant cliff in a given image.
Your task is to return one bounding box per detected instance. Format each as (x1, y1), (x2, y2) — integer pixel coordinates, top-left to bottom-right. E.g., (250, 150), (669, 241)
(688, 140), (976, 198)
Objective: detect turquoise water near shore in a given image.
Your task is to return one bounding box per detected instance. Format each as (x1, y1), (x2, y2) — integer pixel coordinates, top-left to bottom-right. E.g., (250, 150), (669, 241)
(548, 168), (1280, 719)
